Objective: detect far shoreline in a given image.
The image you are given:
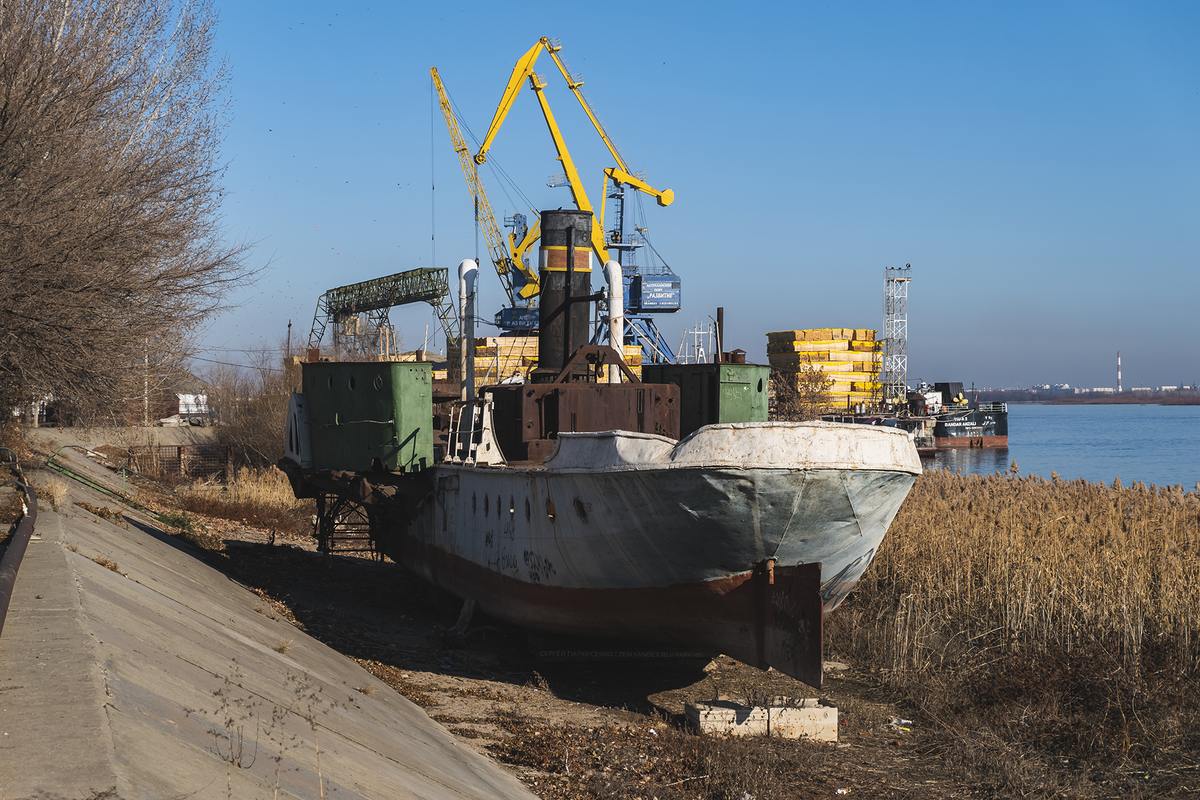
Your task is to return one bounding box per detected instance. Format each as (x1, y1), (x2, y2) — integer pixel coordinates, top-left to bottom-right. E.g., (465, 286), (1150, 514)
(976, 391), (1200, 406)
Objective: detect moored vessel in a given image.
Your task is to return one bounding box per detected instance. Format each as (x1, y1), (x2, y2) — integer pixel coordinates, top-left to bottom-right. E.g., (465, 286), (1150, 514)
(912, 382), (1008, 449)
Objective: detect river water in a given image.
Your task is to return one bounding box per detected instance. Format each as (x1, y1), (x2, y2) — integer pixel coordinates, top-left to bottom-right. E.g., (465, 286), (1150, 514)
(922, 403), (1200, 489)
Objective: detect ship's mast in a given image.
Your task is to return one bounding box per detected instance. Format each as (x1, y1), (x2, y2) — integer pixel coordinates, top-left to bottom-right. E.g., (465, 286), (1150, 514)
(882, 265), (911, 407)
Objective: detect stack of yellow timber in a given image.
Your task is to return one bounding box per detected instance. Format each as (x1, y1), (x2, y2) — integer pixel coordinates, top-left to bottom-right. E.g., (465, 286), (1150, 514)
(623, 344), (643, 380)
(432, 353), (450, 381)
(445, 336), (641, 383)
(461, 335), (540, 383)
(766, 329), (882, 408)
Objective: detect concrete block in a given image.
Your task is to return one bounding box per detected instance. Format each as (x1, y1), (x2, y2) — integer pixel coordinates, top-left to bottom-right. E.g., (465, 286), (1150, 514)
(770, 700), (839, 741)
(686, 700), (769, 736)
(685, 698), (838, 741)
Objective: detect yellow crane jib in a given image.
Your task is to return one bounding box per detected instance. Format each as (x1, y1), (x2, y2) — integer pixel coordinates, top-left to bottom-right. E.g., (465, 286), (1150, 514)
(509, 218), (541, 295)
(604, 168), (674, 208)
(475, 37), (637, 177)
(522, 70), (612, 265)
(471, 37), (678, 271)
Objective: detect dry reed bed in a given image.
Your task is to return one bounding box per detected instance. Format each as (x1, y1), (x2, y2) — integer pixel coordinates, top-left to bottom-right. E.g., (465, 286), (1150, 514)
(845, 469), (1200, 678)
(178, 466), (314, 537)
(829, 468), (1200, 784)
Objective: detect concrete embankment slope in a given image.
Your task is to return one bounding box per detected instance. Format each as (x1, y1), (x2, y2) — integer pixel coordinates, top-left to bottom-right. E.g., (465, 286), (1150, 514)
(0, 460), (534, 800)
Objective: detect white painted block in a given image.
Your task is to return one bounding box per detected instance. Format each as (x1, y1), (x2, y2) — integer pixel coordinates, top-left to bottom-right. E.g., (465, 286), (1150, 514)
(685, 698), (838, 741)
(770, 700), (838, 742)
(686, 700), (769, 736)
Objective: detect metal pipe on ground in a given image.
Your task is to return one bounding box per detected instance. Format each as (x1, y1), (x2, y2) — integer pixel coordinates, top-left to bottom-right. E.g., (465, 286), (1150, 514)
(0, 450), (37, 640)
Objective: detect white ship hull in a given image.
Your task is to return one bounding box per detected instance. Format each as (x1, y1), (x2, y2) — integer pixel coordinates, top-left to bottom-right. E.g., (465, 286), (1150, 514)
(285, 419), (920, 686)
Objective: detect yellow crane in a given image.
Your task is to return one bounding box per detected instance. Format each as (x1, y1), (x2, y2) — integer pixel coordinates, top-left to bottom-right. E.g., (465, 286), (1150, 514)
(430, 67), (541, 303)
(472, 37), (674, 267)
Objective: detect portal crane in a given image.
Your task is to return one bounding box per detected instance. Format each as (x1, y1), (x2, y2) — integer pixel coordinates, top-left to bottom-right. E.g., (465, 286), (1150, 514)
(430, 67), (541, 303)
(473, 37), (674, 268)
(473, 37), (680, 361)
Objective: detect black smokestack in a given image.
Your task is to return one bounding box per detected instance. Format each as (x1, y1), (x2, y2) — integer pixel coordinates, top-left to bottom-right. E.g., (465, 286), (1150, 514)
(535, 209), (592, 380)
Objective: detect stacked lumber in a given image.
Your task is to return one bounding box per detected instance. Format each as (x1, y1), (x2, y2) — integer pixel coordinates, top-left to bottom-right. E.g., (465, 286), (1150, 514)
(444, 336), (642, 383)
(462, 335), (540, 383)
(623, 344), (643, 380)
(766, 329), (882, 408)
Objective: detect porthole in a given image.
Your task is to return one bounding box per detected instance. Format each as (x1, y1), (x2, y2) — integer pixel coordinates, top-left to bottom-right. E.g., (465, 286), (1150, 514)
(524, 497), (531, 521)
(472, 493), (477, 513)
(326, 376), (333, 389)
(509, 496), (515, 515)
(484, 495), (489, 516)
(347, 375), (357, 390)
(373, 375), (383, 391)
(757, 378), (764, 392)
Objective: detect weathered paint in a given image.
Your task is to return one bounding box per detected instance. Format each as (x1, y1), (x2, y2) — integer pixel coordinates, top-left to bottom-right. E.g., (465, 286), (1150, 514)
(352, 422), (919, 686)
(283, 417), (919, 687)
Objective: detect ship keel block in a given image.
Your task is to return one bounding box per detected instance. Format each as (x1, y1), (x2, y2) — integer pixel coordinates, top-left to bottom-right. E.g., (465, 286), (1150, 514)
(762, 562), (823, 688)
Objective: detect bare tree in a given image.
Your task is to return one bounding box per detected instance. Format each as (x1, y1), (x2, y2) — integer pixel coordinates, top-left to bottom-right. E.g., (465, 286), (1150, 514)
(0, 0), (253, 429)
(207, 339), (301, 467)
(770, 364), (834, 422)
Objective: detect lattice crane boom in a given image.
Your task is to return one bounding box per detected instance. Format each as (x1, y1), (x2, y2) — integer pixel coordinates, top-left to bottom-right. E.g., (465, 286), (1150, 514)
(308, 267), (456, 353)
(430, 67), (540, 303)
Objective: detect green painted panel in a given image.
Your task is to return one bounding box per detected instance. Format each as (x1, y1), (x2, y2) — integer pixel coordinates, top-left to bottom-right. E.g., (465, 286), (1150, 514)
(643, 363), (769, 437)
(302, 361), (433, 472)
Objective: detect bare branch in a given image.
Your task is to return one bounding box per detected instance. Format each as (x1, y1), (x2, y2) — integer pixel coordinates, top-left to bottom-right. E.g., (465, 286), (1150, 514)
(0, 0), (255, 425)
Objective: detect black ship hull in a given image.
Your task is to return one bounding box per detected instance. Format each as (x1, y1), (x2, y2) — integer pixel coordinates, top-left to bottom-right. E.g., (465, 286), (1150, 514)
(932, 403), (1008, 448)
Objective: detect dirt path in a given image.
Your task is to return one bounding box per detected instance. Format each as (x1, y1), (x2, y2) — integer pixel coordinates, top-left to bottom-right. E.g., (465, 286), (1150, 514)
(211, 536), (973, 799)
(9, 425), (973, 798)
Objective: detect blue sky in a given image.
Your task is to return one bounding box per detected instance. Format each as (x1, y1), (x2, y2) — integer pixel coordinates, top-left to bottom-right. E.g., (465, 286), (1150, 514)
(202, 1), (1199, 390)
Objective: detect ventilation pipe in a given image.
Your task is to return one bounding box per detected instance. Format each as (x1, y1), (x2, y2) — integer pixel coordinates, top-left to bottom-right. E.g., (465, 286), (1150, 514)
(458, 259), (477, 402)
(604, 260), (624, 383)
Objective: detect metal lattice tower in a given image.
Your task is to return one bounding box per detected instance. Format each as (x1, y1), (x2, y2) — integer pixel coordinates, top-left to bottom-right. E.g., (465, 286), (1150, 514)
(882, 265), (912, 406)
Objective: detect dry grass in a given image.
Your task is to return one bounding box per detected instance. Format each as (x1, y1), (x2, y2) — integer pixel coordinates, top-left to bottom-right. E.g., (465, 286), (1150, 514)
(75, 501), (128, 529)
(483, 710), (832, 800)
(178, 466), (314, 538)
(0, 491), (24, 525)
(844, 469), (1200, 676)
(91, 556), (121, 573)
(37, 478), (69, 511)
(828, 468), (1200, 792)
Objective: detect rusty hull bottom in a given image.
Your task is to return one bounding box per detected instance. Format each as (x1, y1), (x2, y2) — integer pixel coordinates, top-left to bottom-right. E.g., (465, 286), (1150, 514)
(934, 435), (1008, 449)
(384, 530), (824, 688)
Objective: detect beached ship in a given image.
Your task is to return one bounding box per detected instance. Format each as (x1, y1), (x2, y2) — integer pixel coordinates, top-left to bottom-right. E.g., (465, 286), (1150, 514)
(279, 211), (921, 688)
